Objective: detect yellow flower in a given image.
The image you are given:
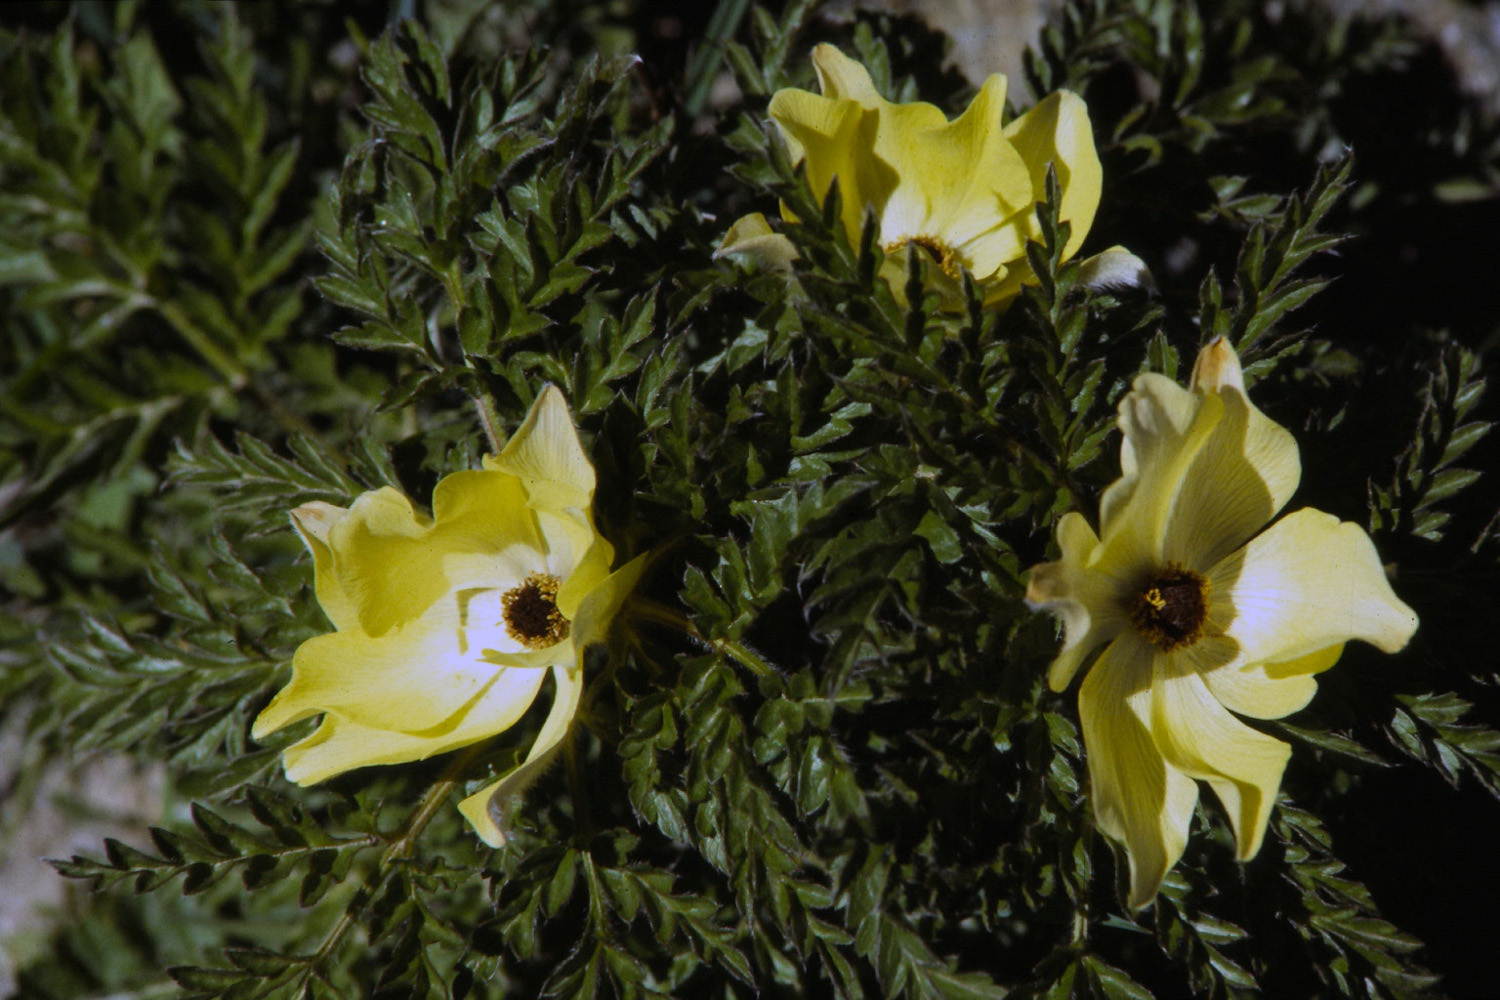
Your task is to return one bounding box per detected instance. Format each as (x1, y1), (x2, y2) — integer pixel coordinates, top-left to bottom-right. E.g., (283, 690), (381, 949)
(766, 44), (1133, 307)
(1025, 339), (1418, 908)
(253, 387), (645, 847)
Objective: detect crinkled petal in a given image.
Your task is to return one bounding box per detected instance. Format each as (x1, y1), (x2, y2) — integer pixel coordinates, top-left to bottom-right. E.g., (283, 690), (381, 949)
(1026, 512), (1124, 691)
(326, 487), (449, 636)
(431, 470), (545, 551)
(1079, 636), (1199, 909)
(277, 664), (550, 784)
(490, 386), (596, 515)
(1002, 89), (1102, 260)
(1150, 654), (1292, 861)
(460, 662), (584, 847)
(1214, 508), (1419, 668)
(1201, 643), (1342, 720)
(254, 597), (507, 735)
(290, 503), (358, 632)
(428, 472), (549, 596)
(879, 75), (1032, 256)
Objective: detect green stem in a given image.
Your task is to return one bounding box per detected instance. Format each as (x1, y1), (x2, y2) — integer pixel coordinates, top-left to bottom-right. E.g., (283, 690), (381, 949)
(382, 742), (488, 865)
(472, 389), (505, 454)
(306, 743), (488, 976)
(631, 599), (773, 676)
(566, 735), (594, 839)
(150, 297), (249, 390)
(146, 294), (322, 439)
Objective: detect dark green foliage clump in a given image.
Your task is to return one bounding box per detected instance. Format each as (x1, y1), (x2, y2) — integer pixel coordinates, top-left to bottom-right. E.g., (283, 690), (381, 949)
(3, 0), (1498, 998)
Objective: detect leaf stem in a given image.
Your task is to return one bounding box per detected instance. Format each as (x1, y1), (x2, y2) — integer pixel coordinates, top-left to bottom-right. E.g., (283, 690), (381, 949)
(151, 297), (249, 390)
(472, 390), (505, 454)
(630, 599), (773, 676)
(151, 295), (320, 438)
(306, 742), (488, 977)
(382, 741), (489, 865)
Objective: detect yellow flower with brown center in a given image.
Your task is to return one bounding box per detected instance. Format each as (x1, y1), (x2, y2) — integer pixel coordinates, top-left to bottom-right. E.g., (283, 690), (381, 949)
(759, 44), (1135, 307)
(253, 387), (645, 847)
(1025, 339), (1418, 908)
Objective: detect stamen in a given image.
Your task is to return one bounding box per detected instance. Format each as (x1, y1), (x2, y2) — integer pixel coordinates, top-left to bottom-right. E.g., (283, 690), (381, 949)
(501, 573), (570, 650)
(1129, 565), (1210, 651)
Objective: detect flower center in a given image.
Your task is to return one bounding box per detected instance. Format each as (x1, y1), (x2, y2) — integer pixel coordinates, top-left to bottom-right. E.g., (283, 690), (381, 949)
(1129, 565), (1210, 651)
(888, 234), (962, 278)
(501, 573), (570, 650)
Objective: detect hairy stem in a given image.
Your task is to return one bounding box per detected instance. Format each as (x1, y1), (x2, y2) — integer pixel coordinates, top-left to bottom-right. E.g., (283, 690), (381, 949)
(631, 599), (773, 676)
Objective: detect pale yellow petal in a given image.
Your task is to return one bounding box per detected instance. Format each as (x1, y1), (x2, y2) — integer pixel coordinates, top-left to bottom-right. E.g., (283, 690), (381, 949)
(278, 664), (549, 784)
(326, 487), (446, 636)
(554, 534), (616, 620)
(431, 471), (551, 595)
(568, 551), (649, 649)
(460, 662), (584, 847)
(1079, 637), (1199, 909)
(715, 212), (799, 271)
(768, 89), (875, 237)
(1150, 655), (1291, 861)
(810, 43), (883, 106)
(1163, 383), (1300, 572)
(290, 503), (358, 632)
(1078, 246), (1150, 291)
(491, 385), (595, 514)
(1213, 508), (1419, 668)
(1100, 374), (1203, 533)
(1188, 336), (1245, 394)
(1200, 643), (1342, 720)
(534, 507), (600, 582)
(1098, 378), (1222, 575)
(1002, 90), (1102, 259)
(431, 470), (542, 547)
(1025, 512), (1124, 691)
(1190, 341), (1300, 518)
(330, 475), (548, 637)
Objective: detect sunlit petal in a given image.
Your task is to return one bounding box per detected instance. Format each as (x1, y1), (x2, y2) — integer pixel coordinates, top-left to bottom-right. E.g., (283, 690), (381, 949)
(491, 386), (596, 514)
(1214, 508), (1419, 667)
(1201, 643), (1342, 720)
(280, 664), (550, 784)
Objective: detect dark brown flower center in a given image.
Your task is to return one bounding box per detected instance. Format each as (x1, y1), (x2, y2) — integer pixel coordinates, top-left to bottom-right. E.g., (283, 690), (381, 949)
(889, 234), (961, 278)
(1129, 565), (1210, 651)
(502, 573), (570, 650)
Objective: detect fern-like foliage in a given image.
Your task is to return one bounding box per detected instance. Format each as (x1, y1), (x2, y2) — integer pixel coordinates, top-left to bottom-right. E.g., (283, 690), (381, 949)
(6, 0), (1498, 998)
